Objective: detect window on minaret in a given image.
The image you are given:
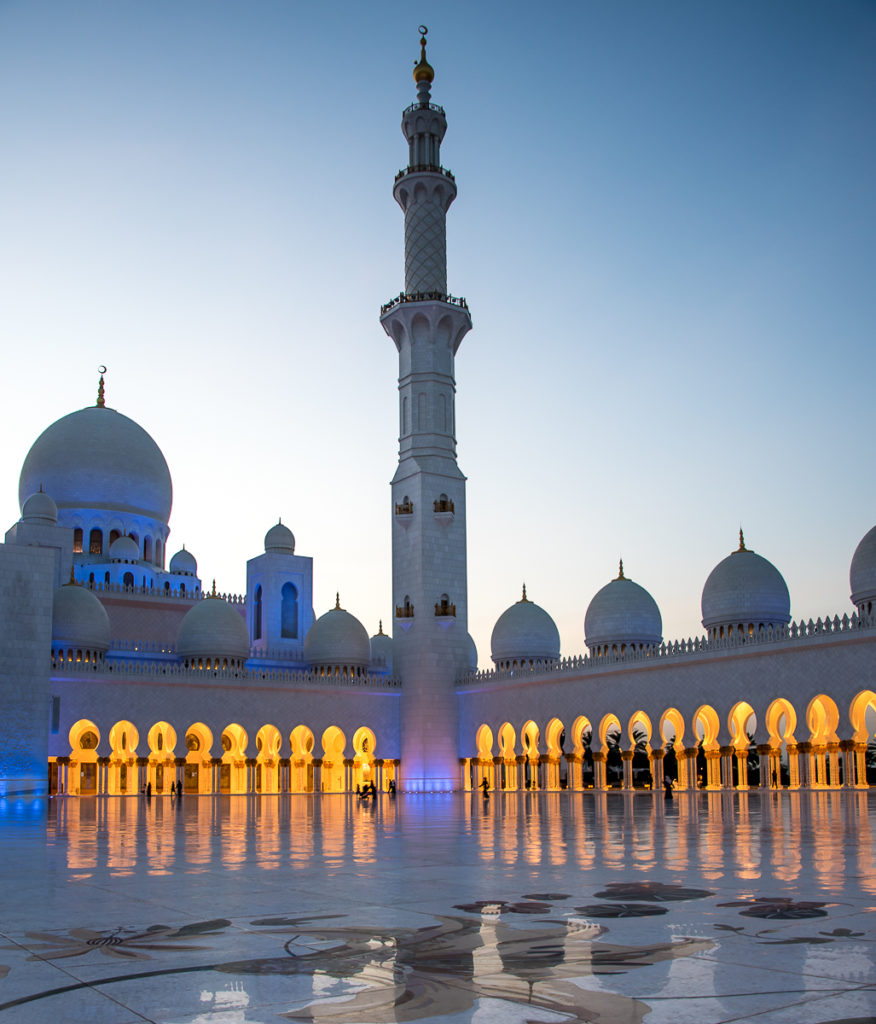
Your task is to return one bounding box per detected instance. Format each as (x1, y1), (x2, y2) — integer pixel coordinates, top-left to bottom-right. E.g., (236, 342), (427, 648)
(89, 528), (103, 555)
(281, 582), (299, 639)
(440, 394), (447, 431)
(73, 528), (83, 553)
(123, 571), (134, 589)
(143, 537), (153, 563)
(109, 529), (121, 547)
(402, 397), (408, 434)
(417, 393), (426, 430)
(254, 585), (263, 640)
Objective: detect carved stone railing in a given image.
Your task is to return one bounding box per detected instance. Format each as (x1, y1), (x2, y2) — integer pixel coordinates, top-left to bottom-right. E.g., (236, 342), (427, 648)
(403, 101), (445, 116)
(457, 610), (876, 688)
(395, 164), (455, 183)
(380, 292), (469, 316)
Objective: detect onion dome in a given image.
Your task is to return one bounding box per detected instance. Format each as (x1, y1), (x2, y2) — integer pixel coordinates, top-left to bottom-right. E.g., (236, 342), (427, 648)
(177, 583), (250, 667)
(465, 632), (478, 673)
(109, 535), (139, 562)
(849, 524), (876, 616)
(584, 561), (662, 656)
(369, 621), (394, 674)
(169, 546), (197, 576)
(21, 488), (58, 525)
(304, 594), (371, 673)
(265, 520), (295, 555)
(701, 530), (791, 638)
(490, 584), (560, 668)
(413, 26), (434, 83)
(52, 576), (111, 655)
(19, 397), (172, 524)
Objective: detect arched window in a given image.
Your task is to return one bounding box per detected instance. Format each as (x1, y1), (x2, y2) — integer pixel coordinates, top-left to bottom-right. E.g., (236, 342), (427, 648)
(89, 528), (103, 555)
(73, 528), (83, 553)
(143, 537), (153, 563)
(281, 582), (298, 639)
(109, 529), (121, 547)
(155, 539), (163, 567)
(123, 571), (134, 588)
(253, 585), (263, 640)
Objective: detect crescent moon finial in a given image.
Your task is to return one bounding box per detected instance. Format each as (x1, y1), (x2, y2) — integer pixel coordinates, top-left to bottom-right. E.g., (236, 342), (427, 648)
(96, 366), (107, 408)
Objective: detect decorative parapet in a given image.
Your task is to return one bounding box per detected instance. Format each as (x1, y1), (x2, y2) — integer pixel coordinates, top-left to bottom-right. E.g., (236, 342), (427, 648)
(434, 599), (456, 617)
(433, 497), (455, 513)
(403, 100), (445, 116)
(395, 601), (415, 619)
(395, 499), (414, 515)
(51, 657), (402, 690)
(380, 291), (469, 316)
(457, 610), (876, 688)
(86, 580), (245, 605)
(395, 164), (455, 183)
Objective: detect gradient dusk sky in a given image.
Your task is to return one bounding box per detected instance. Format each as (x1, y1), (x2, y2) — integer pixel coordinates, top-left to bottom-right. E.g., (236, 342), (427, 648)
(1, 1), (874, 666)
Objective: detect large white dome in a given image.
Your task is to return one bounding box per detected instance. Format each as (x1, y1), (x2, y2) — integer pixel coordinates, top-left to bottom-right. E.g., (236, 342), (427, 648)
(850, 524), (876, 614)
(490, 587), (560, 666)
(584, 564), (662, 654)
(304, 598), (370, 670)
(19, 405), (172, 523)
(52, 582), (111, 653)
(701, 533), (790, 636)
(177, 596), (250, 664)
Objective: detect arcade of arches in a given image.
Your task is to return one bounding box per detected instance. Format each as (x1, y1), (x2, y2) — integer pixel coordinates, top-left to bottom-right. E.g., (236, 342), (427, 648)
(467, 691), (876, 793)
(51, 721), (397, 797)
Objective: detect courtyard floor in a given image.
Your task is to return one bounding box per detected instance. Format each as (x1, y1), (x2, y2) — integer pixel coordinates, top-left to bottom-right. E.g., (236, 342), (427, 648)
(0, 790), (873, 1023)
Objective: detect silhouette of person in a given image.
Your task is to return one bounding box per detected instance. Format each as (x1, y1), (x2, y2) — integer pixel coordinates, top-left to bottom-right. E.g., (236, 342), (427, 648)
(663, 777), (674, 800)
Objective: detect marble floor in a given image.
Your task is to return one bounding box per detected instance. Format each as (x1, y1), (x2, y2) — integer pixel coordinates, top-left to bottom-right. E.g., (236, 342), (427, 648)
(0, 790), (874, 1024)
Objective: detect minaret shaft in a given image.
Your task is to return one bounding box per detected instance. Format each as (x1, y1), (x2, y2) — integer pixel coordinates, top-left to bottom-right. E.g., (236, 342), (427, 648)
(380, 30), (472, 791)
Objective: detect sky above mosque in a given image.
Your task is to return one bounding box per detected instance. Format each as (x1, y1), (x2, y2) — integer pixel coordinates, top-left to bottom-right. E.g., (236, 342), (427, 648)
(1, 1), (874, 667)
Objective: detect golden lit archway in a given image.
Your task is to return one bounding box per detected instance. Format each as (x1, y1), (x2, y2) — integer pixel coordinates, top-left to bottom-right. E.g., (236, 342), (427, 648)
(108, 720), (138, 795)
(321, 726), (347, 792)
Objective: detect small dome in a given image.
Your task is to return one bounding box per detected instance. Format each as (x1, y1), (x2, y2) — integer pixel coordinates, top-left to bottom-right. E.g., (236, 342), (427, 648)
(264, 520), (295, 555)
(491, 586), (560, 666)
(304, 597), (370, 669)
(849, 524), (876, 613)
(109, 535), (139, 561)
(369, 622), (394, 673)
(52, 581), (111, 653)
(21, 490), (58, 524)
(169, 546), (197, 576)
(465, 632), (478, 673)
(585, 563), (662, 654)
(701, 532), (790, 635)
(177, 595), (250, 663)
(19, 405), (172, 523)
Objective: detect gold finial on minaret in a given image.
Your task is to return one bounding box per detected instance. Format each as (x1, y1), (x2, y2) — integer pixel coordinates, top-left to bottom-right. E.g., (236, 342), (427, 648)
(335, 592), (341, 610)
(66, 566), (78, 586)
(378, 619), (384, 635)
(96, 365), (107, 408)
(519, 583), (529, 603)
(210, 579), (218, 598)
(737, 528), (747, 552)
(413, 25), (434, 84)
(616, 558), (625, 581)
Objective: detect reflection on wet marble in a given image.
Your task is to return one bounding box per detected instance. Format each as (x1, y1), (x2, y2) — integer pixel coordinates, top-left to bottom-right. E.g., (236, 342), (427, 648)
(0, 790), (873, 1023)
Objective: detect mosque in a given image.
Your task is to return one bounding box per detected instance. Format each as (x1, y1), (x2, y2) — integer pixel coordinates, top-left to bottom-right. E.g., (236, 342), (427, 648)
(1, 32), (875, 800)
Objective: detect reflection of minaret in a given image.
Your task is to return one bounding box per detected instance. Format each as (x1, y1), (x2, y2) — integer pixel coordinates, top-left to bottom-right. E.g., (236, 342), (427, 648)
(381, 28), (472, 791)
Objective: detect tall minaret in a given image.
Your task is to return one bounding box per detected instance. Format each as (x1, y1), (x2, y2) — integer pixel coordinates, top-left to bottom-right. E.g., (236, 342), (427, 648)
(380, 28), (472, 791)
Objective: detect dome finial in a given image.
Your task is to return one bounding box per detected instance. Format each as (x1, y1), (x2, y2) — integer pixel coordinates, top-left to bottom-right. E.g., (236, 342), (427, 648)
(96, 365), (107, 408)
(66, 566), (79, 587)
(616, 558), (625, 581)
(335, 592), (341, 610)
(210, 579), (218, 598)
(413, 25), (434, 89)
(519, 582), (529, 603)
(378, 619), (384, 635)
(737, 528), (747, 553)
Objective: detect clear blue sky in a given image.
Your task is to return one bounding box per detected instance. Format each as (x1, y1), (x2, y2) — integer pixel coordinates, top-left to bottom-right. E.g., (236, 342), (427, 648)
(1, 1), (874, 666)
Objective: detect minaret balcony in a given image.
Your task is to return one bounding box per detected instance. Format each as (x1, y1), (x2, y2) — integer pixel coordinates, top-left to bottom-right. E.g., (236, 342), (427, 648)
(395, 499), (414, 515)
(395, 164), (455, 184)
(380, 291), (469, 316)
(403, 100), (445, 116)
(433, 497), (455, 527)
(434, 596), (457, 631)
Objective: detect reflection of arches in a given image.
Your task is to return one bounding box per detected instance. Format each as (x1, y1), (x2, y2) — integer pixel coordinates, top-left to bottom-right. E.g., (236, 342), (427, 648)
(290, 725), (315, 792)
(220, 723), (248, 794)
(256, 724), (282, 793)
(69, 719), (100, 795)
(184, 722), (213, 794)
(321, 726), (347, 792)
(352, 726), (377, 790)
(281, 582), (299, 639)
(108, 720), (139, 795)
(147, 722), (177, 794)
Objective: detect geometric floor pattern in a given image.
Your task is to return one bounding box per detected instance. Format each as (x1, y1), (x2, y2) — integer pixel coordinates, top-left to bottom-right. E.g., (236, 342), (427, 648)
(0, 790), (874, 1023)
